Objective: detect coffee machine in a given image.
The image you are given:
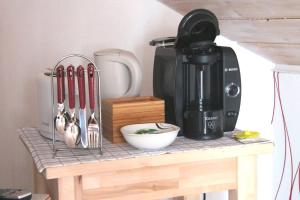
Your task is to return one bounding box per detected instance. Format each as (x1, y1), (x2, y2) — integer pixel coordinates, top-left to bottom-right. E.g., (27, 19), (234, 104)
(150, 9), (241, 140)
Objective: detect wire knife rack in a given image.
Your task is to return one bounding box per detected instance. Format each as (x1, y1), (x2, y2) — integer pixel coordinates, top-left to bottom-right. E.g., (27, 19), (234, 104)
(50, 54), (103, 157)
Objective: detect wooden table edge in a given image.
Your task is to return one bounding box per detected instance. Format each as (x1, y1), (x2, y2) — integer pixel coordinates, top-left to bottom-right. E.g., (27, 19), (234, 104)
(44, 142), (274, 179)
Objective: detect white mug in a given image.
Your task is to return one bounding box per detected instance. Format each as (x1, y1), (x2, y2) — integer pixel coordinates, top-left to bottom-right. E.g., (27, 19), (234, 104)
(94, 49), (142, 99)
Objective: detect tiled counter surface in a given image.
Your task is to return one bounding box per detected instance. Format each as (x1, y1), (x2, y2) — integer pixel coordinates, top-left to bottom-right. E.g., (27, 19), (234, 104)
(19, 128), (247, 173)
(19, 128), (273, 200)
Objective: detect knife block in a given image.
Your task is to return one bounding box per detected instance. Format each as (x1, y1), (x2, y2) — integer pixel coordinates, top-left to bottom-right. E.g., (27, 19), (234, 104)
(102, 96), (165, 143)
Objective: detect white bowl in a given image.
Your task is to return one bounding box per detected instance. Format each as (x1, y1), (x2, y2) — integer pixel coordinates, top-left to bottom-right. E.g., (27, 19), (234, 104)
(120, 123), (180, 150)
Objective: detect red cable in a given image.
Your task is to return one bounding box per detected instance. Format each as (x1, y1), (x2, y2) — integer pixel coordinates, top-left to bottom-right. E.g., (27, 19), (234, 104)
(276, 73), (294, 196)
(271, 71), (277, 124)
(289, 162), (300, 199)
(276, 73), (292, 176)
(274, 72), (294, 200)
(274, 72), (288, 200)
(274, 129), (287, 200)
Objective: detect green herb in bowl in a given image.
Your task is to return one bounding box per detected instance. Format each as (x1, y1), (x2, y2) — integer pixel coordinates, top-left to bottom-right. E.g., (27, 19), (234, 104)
(134, 128), (158, 134)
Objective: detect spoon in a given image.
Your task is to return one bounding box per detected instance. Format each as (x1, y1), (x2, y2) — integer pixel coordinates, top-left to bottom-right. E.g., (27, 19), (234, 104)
(155, 123), (171, 129)
(65, 65), (80, 148)
(54, 65), (70, 135)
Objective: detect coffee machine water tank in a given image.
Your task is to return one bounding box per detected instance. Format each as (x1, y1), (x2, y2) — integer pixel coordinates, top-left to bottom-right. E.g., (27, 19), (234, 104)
(182, 43), (224, 140)
(150, 9), (241, 140)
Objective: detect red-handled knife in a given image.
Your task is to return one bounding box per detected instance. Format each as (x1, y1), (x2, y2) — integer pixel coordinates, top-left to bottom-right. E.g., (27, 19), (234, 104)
(77, 66), (88, 148)
(67, 65), (75, 110)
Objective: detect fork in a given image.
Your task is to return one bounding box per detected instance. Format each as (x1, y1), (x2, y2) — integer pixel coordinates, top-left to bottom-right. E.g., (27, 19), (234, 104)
(87, 64), (100, 148)
(88, 114), (99, 148)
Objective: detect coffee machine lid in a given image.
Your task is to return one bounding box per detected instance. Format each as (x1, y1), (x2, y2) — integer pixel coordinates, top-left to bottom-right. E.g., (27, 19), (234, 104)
(175, 9), (220, 49)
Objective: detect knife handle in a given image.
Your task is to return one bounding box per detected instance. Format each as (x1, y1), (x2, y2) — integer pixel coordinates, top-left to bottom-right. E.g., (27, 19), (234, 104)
(87, 63), (95, 110)
(67, 65), (75, 109)
(77, 66), (86, 109)
(56, 65), (65, 104)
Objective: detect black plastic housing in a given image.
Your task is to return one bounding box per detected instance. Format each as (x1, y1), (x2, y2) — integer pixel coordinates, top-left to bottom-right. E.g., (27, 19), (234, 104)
(151, 9), (241, 140)
(153, 46), (241, 139)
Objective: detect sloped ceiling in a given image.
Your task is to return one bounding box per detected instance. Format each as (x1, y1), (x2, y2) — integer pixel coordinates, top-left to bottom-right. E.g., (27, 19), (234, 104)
(160, 0), (300, 65)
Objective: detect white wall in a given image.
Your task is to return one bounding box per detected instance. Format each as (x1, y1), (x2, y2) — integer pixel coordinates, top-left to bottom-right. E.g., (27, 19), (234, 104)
(214, 40), (300, 200)
(0, 1), (280, 200)
(0, 0), (182, 191)
(211, 36), (275, 200)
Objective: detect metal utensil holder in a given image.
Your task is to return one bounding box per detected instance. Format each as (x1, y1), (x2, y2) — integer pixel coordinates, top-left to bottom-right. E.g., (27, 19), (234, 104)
(50, 54), (103, 157)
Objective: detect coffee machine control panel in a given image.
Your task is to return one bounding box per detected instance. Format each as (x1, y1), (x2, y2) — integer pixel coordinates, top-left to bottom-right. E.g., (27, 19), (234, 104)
(222, 47), (241, 132)
(225, 82), (240, 97)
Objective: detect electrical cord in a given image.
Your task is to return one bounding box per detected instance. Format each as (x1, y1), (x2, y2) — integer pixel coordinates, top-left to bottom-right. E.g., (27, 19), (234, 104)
(272, 72), (295, 200)
(273, 71), (287, 200)
(271, 71), (277, 124)
(276, 72), (294, 200)
(289, 162), (300, 199)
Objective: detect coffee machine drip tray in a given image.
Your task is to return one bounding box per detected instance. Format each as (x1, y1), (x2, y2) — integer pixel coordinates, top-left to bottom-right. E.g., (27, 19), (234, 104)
(184, 109), (223, 140)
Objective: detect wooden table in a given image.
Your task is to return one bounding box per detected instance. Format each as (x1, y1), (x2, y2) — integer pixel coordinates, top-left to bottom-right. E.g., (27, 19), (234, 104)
(33, 141), (273, 200)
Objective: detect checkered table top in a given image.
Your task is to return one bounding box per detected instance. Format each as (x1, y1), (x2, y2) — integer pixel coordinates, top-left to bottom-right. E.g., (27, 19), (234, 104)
(19, 127), (246, 173)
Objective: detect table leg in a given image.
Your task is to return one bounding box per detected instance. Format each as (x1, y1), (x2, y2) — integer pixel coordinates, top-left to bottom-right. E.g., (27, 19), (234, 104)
(183, 195), (200, 200)
(229, 190), (237, 200)
(57, 176), (82, 200)
(175, 195), (199, 200)
(33, 165), (49, 194)
(229, 155), (257, 200)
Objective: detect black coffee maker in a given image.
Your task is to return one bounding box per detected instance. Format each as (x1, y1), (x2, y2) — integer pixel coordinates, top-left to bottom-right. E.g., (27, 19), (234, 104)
(150, 9), (241, 140)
